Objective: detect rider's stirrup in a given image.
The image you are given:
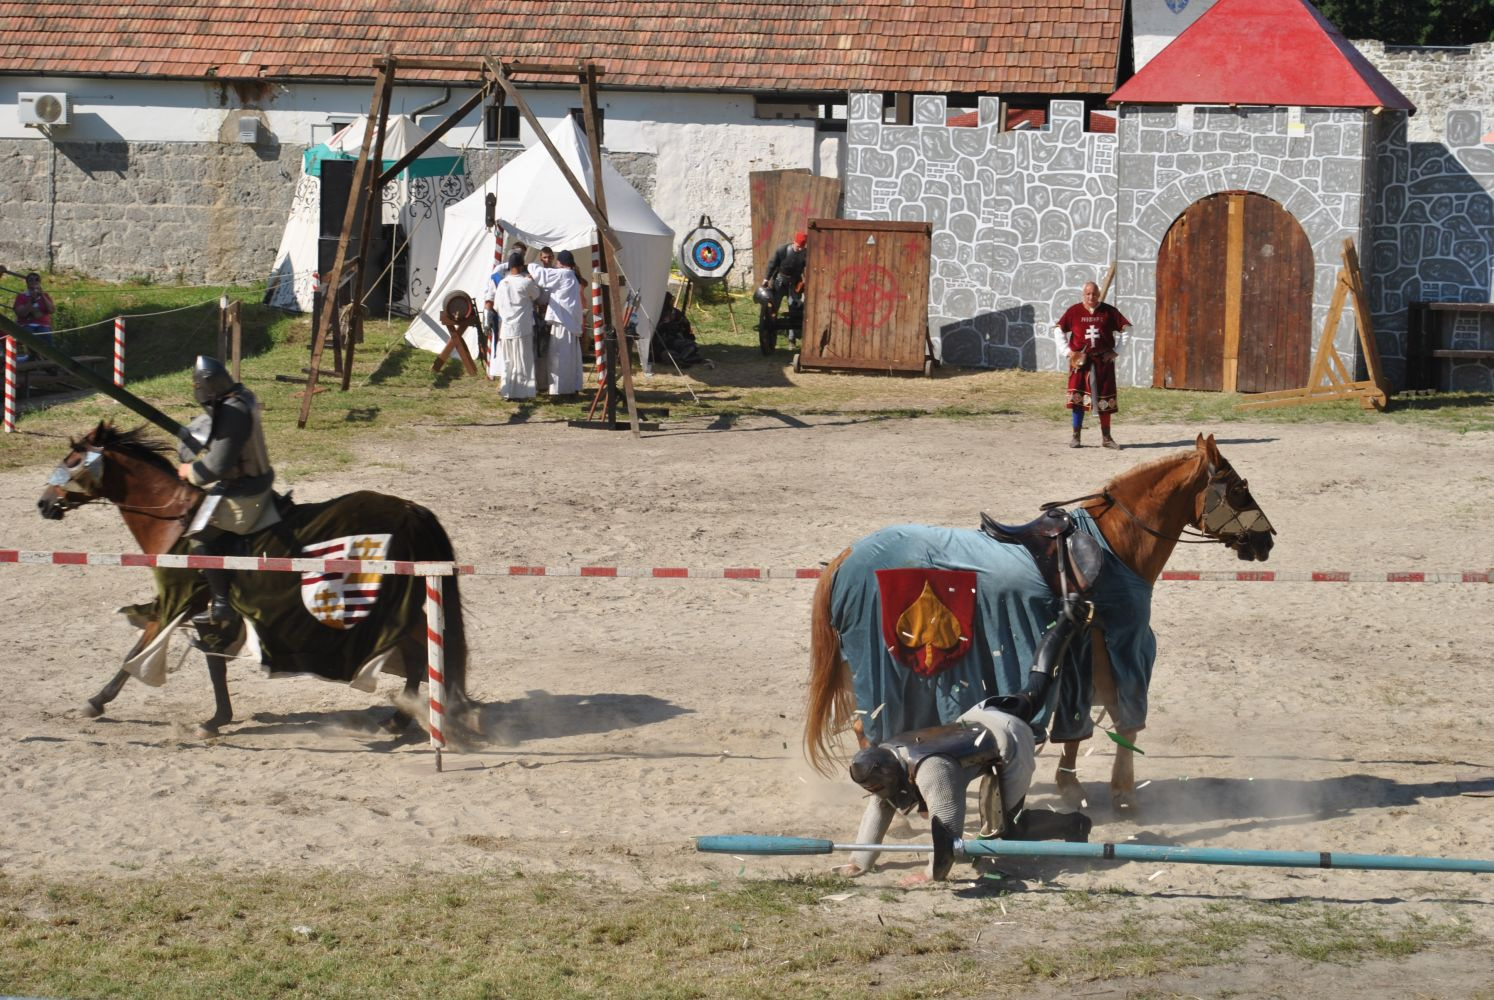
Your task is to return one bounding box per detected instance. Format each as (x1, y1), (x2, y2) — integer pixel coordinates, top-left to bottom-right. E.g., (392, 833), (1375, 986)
(192, 599), (240, 629)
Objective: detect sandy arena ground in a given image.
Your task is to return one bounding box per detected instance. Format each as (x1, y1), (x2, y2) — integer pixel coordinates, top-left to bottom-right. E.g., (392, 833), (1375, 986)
(1, 413), (1491, 996)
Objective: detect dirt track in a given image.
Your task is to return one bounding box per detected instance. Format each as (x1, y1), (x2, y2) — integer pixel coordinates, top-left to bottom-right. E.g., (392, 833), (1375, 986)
(2, 414), (1491, 996)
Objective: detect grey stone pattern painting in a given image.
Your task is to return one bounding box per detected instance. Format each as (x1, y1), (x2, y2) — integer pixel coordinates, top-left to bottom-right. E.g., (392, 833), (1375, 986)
(842, 92), (1117, 371)
(1113, 106), (1374, 390)
(1370, 109), (1494, 392)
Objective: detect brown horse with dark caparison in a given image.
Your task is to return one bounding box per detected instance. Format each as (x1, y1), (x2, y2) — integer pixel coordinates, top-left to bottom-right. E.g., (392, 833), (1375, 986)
(37, 421), (473, 740)
(804, 433), (1275, 812)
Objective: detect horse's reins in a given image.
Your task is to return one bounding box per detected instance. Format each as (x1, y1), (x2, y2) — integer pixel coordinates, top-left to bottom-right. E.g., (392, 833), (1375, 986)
(1040, 488), (1225, 546)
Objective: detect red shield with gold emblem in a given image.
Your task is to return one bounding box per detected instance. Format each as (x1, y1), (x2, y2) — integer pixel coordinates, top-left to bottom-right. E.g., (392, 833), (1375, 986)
(875, 568), (978, 677)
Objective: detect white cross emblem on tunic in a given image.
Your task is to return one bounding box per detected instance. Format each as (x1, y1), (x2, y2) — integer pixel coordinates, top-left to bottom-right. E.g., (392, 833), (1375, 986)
(1084, 324), (1103, 349)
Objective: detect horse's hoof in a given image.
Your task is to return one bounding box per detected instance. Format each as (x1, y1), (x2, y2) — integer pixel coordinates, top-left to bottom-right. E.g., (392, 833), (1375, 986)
(381, 712), (412, 735)
(1056, 777), (1088, 811)
(81, 701), (105, 719)
(194, 720), (226, 739)
(1112, 790), (1138, 812)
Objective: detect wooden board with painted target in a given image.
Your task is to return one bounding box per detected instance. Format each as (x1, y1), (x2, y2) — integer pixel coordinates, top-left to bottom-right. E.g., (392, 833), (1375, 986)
(680, 217), (735, 283)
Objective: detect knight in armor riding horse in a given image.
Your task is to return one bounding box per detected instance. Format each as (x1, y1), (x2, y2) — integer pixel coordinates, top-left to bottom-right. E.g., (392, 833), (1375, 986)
(176, 356), (278, 631)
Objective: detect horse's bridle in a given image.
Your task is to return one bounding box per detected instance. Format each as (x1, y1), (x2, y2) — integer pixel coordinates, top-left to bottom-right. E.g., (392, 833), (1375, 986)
(1042, 463), (1273, 547)
(47, 446), (199, 520)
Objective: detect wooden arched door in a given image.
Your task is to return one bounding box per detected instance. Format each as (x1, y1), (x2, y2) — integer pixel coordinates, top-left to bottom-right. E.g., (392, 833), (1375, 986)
(1154, 191), (1313, 393)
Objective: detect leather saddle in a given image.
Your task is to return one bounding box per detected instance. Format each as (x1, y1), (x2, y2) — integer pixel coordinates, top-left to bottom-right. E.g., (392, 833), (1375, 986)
(979, 508), (1103, 604)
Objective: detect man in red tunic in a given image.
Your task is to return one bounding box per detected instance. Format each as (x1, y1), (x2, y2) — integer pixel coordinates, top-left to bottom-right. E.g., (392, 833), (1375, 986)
(1056, 281), (1130, 450)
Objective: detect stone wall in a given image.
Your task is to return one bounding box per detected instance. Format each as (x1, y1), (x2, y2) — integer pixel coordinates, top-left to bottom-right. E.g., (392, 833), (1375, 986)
(0, 137), (658, 288)
(1114, 105), (1373, 388)
(1357, 41), (1494, 144)
(0, 137), (297, 284)
(1370, 109), (1494, 391)
(843, 92), (1116, 369)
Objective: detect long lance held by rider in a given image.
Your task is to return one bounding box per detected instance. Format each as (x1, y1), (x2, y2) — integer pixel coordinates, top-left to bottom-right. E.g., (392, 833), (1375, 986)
(0, 313), (203, 451)
(695, 835), (1494, 876)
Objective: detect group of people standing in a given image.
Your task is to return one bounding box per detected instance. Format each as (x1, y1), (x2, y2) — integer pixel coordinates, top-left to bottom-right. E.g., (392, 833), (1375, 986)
(482, 241), (586, 401)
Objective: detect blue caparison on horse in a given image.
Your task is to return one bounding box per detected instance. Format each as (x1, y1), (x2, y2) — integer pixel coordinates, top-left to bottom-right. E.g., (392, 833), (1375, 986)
(804, 433), (1275, 812)
(37, 421), (474, 740)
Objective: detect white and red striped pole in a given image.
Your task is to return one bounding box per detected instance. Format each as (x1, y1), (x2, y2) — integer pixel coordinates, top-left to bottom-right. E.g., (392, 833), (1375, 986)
(112, 317), (125, 387)
(424, 575), (447, 772)
(591, 243), (605, 381)
(3, 336), (15, 433)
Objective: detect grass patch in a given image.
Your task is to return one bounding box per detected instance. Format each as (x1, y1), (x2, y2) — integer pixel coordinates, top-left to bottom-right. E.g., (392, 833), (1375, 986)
(1014, 897), (1473, 984)
(0, 871), (1480, 999)
(2, 275), (1490, 478)
(0, 870), (971, 1000)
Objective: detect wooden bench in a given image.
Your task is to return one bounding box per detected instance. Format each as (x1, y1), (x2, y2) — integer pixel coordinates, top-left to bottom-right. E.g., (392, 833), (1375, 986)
(15, 356), (107, 399)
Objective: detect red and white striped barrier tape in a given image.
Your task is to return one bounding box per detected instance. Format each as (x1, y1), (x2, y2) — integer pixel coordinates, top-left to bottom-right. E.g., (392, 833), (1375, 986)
(0, 550), (1487, 583)
(113, 316), (125, 387)
(591, 243), (604, 380)
(3, 335), (14, 434)
(0, 550), (469, 576)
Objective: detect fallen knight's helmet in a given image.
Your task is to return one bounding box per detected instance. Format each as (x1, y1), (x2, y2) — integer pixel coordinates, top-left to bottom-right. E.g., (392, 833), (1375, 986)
(849, 746), (923, 813)
(192, 355), (235, 409)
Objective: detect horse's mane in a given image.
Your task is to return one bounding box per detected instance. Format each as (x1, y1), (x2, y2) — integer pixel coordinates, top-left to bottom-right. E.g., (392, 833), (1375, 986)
(79, 422), (179, 476)
(1097, 447), (1200, 499)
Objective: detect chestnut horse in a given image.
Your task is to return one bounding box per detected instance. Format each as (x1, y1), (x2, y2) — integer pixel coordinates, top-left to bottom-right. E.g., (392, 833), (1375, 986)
(804, 434), (1274, 811)
(37, 421), (473, 739)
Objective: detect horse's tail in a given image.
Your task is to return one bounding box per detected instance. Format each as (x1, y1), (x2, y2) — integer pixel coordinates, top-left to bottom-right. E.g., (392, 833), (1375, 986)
(803, 547), (855, 778)
(412, 503), (471, 719)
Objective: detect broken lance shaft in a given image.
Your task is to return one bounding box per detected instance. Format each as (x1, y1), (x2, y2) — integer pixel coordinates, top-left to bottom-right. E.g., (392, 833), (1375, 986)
(695, 835), (1494, 875)
(0, 313), (203, 451)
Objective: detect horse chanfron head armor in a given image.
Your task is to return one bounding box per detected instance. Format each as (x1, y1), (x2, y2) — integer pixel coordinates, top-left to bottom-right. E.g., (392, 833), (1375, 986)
(192, 356), (235, 409)
(1200, 461), (1274, 561)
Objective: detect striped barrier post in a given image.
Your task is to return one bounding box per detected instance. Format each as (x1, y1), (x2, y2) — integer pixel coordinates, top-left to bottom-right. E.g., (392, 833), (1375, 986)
(424, 576), (447, 772)
(591, 243), (605, 381)
(112, 317), (125, 387)
(3, 335), (14, 433)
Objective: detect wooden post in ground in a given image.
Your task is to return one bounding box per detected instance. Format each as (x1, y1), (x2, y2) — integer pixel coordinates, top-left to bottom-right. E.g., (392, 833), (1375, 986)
(230, 302), (242, 382)
(298, 60), (393, 428)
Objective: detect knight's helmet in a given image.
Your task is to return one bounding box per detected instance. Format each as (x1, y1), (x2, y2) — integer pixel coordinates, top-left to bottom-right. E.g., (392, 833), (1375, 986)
(192, 356), (235, 409)
(849, 746), (921, 813)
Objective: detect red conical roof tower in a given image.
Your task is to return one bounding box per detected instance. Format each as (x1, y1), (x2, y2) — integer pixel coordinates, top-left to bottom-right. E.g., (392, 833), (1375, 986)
(1110, 0), (1414, 111)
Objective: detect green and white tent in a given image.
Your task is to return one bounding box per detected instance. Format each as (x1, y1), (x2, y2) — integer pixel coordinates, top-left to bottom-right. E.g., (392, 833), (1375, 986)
(266, 114), (471, 314)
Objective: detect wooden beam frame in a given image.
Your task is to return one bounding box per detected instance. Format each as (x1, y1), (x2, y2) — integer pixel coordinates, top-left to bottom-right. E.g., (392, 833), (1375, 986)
(297, 56), (641, 435)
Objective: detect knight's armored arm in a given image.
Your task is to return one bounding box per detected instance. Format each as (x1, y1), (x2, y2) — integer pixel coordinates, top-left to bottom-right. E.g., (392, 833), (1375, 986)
(847, 795), (896, 874)
(187, 401), (251, 487)
(914, 756), (966, 880)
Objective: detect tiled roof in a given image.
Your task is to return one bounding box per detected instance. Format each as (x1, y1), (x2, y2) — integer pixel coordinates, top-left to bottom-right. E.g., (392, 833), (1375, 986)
(0, 1), (1126, 94)
(945, 107), (1115, 132)
(1110, 0), (1414, 110)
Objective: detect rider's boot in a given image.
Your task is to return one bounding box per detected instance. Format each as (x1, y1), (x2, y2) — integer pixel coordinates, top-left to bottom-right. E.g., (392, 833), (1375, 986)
(192, 568), (241, 629)
(1069, 428), (1081, 449)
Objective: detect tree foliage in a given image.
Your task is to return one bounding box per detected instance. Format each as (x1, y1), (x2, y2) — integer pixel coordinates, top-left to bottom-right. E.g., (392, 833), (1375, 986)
(1315, 0), (1494, 46)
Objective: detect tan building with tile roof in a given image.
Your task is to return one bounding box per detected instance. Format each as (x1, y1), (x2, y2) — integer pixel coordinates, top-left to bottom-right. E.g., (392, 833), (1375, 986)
(0, 0), (1128, 94)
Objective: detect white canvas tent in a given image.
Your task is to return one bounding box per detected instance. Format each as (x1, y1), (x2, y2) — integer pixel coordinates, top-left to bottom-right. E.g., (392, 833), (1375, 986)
(266, 115), (472, 315)
(404, 117), (674, 371)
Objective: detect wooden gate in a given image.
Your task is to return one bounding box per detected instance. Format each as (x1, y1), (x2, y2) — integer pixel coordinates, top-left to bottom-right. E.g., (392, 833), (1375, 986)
(749, 169), (842, 286)
(798, 219), (932, 375)
(1155, 191), (1312, 393)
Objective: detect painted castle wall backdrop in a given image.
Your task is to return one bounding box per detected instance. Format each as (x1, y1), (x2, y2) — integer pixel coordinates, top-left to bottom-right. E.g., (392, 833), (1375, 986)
(842, 41), (1494, 391)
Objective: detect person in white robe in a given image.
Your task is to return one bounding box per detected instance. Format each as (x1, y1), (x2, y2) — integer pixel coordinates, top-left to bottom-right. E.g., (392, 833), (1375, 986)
(489, 252), (545, 400)
(530, 249), (585, 397)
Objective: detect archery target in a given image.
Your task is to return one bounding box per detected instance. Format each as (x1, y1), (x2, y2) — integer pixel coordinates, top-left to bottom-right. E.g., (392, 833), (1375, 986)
(681, 225), (735, 281)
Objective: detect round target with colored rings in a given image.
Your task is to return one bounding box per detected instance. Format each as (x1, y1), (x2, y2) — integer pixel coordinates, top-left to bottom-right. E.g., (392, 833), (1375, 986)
(681, 223), (735, 281)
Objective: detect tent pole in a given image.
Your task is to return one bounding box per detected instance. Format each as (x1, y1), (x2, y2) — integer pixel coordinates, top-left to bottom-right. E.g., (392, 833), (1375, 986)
(580, 64), (641, 436)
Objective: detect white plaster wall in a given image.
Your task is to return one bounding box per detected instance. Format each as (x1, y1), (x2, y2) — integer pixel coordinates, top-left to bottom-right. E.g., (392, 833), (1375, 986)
(1, 77), (821, 282)
(1131, 0), (1222, 70)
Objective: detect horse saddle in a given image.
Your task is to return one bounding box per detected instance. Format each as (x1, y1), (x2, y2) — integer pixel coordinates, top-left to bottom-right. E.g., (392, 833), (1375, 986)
(979, 508), (1104, 605)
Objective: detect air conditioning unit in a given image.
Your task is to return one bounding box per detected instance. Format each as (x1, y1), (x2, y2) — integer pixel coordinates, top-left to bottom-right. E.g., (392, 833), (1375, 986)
(18, 92), (70, 127)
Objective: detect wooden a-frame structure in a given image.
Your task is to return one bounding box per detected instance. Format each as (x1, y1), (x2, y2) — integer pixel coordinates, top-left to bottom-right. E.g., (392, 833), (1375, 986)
(1236, 238), (1389, 412)
(298, 56), (641, 435)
